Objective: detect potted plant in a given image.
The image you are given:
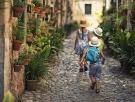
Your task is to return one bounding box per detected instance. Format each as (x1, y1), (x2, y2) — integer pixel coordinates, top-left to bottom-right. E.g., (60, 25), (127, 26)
(23, 46), (36, 65)
(26, 29), (33, 46)
(13, 26), (25, 51)
(33, 6), (41, 13)
(32, 0), (42, 13)
(39, 10), (46, 18)
(20, 50), (30, 65)
(13, 0), (26, 17)
(25, 52), (48, 91)
(14, 55), (24, 72)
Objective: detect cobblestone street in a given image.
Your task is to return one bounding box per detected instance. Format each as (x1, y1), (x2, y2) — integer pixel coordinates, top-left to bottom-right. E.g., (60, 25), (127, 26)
(21, 32), (135, 102)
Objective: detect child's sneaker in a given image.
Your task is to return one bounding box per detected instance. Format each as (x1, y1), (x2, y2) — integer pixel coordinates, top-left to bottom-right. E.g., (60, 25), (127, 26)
(96, 89), (100, 93)
(90, 82), (96, 90)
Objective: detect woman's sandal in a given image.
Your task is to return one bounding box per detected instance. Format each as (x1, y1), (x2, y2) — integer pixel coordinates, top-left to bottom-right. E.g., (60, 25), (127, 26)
(96, 89), (100, 93)
(84, 66), (88, 71)
(79, 68), (84, 72)
(90, 82), (96, 90)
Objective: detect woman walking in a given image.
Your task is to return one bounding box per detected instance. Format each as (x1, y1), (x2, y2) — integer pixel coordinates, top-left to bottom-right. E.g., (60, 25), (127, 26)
(74, 20), (91, 72)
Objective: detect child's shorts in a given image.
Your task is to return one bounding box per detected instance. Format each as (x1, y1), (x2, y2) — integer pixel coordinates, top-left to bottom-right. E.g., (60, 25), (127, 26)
(89, 63), (102, 80)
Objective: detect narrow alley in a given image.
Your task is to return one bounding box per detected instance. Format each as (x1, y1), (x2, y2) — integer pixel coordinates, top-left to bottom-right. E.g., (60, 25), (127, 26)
(21, 31), (135, 102)
(1, 0), (135, 102)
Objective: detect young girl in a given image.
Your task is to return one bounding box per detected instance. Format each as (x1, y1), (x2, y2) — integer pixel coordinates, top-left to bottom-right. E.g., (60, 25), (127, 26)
(93, 27), (104, 51)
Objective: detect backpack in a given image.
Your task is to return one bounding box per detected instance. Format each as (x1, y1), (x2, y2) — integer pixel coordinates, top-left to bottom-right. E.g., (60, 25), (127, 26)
(85, 47), (100, 63)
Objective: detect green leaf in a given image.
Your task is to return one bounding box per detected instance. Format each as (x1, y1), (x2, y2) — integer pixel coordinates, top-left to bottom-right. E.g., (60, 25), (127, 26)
(126, 32), (131, 41)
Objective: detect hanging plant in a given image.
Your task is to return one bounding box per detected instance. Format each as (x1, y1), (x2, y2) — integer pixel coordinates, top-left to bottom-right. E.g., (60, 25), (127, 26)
(32, 0), (43, 13)
(13, 56), (24, 72)
(33, 6), (41, 13)
(12, 26), (26, 51)
(39, 10), (46, 18)
(26, 29), (33, 45)
(13, 0), (26, 17)
(32, 0), (42, 7)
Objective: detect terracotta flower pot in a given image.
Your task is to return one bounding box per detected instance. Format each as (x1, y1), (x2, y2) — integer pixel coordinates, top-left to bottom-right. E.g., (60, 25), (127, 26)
(26, 34), (33, 46)
(26, 80), (38, 91)
(13, 40), (23, 51)
(23, 58), (30, 65)
(34, 6), (41, 13)
(39, 11), (46, 18)
(13, 6), (25, 17)
(26, 34), (33, 42)
(14, 64), (23, 72)
(44, 7), (50, 13)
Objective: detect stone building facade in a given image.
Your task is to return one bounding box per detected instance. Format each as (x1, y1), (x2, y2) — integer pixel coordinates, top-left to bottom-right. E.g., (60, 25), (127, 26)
(72, 0), (104, 30)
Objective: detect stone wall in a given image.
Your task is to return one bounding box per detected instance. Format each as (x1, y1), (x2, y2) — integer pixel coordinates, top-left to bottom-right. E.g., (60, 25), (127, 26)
(11, 62), (25, 100)
(10, 20), (25, 100)
(0, 0), (25, 101)
(0, 1), (8, 101)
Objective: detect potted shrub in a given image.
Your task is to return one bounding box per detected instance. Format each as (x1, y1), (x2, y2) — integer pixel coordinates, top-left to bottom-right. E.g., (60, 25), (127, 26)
(25, 52), (48, 91)
(13, 26), (25, 51)
(13, 0), (26, 17)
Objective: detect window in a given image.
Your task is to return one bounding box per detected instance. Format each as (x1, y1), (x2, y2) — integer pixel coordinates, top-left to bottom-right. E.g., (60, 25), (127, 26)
(85, 4), (92, 15)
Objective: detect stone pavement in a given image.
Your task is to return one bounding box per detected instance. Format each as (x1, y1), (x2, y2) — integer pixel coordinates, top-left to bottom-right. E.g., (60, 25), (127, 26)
(21, 32), (135, 102)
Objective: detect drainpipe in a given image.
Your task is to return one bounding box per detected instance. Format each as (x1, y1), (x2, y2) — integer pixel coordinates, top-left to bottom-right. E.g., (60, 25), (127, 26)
(0, 0), (5, 101)
(0, 0), (12, 101)
(116, 0), (119, 30)
(3, 0), (12, 96)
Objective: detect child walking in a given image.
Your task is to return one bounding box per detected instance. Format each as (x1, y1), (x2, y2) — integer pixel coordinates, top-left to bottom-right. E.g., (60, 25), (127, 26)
(80, 36), (105, 93)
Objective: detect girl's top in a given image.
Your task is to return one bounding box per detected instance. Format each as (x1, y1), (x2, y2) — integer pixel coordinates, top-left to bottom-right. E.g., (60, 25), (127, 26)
(75, 29), (89, 55)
